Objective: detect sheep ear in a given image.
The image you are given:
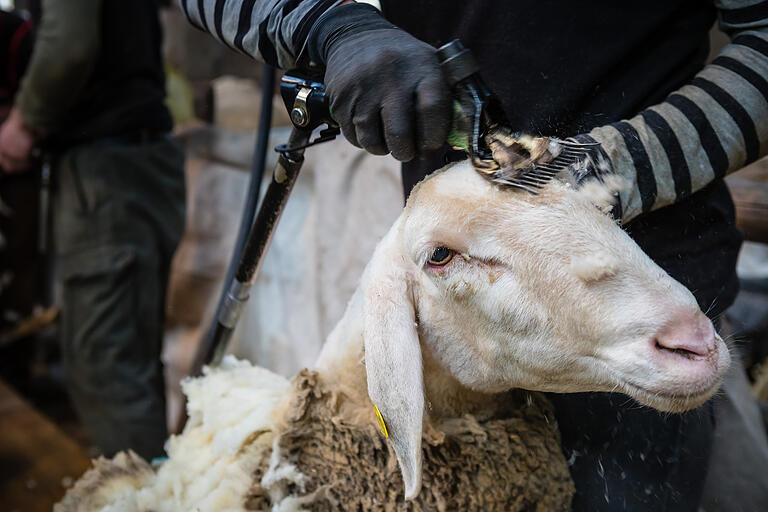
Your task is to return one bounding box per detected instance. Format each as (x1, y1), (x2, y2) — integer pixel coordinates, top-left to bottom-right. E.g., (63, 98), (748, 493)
(362, 230), (424, 500)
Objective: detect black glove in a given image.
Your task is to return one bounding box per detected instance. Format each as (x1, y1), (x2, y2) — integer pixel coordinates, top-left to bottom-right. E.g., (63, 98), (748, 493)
(307, 3), (451, 161)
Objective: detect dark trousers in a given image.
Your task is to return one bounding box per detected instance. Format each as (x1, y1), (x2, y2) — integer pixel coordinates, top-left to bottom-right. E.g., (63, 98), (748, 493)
(546, 392), (714, 511)
(54, 136), (185, 460)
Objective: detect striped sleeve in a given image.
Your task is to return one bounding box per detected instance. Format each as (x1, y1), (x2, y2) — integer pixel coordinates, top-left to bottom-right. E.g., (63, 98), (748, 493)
(178, 0), (345, 68)
(585, 0), (768, 224)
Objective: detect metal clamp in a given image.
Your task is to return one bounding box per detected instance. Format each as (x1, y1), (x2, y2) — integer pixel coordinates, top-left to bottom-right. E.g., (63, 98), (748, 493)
(274, 126), (340, 157)
(291, 87), (312, 128)
(218, 280), (252, 329)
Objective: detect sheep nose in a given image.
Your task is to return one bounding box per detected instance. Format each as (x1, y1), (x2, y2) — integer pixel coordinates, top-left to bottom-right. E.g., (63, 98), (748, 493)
(653, 310), (716, 358)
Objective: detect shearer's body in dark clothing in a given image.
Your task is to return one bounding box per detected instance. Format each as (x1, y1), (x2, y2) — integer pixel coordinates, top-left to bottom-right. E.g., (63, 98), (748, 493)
(182, 0), (768, 508)
(387, 2), (740, 508)
(0, 0), (185, 460)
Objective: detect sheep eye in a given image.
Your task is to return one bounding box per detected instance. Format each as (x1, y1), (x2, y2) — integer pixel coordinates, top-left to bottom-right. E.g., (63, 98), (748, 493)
(428, 247), (454, 266)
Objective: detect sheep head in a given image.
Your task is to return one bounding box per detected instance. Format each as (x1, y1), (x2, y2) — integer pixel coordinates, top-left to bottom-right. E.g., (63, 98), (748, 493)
(359, 160), (730, 499)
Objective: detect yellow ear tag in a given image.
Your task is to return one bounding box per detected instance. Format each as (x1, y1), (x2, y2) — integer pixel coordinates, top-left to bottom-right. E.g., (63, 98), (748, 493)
(374, 405), (389, 438)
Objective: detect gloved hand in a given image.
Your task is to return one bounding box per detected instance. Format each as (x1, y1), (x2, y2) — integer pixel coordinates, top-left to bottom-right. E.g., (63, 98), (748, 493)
(307, 3), (451, 161)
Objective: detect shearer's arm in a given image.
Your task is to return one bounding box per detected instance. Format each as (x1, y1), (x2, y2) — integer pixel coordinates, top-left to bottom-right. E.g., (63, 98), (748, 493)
(178, 0), (348, 68)
(577, 0), (768, 223)
(181, 0), (451, 161)
(184, 0), (768, 224)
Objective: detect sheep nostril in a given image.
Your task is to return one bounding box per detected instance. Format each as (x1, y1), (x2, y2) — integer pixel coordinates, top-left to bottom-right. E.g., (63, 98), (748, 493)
(654, 340), (702, 360)
(652, 310), (716, 359)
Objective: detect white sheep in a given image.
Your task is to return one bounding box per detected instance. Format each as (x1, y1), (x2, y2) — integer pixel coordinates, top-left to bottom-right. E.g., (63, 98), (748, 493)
(57, 160), (730, 511)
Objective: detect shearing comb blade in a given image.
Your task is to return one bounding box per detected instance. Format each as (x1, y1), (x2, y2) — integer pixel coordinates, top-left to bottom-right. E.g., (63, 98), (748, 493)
(435, 41), (600, 193)
(480, 132), (600, 194)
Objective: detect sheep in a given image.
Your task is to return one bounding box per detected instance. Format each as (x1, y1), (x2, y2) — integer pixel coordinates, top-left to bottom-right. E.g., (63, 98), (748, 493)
(57, 159), (731, 511)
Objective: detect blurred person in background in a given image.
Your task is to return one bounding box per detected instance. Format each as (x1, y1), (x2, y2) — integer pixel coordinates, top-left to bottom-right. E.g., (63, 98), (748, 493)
(0, 7), (36, 362)
(0, 9), (31, 111)
(0, 0), (185, 460)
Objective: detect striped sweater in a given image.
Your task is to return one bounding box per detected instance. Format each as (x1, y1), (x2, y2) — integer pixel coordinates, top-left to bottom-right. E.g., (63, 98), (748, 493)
(181, 0), (768, 224)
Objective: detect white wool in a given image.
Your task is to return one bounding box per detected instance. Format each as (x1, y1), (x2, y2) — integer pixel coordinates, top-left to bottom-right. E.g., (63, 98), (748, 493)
(261, 440), (333, 512)
(182, 355), (289, 454)
(97, 495), (143, 512)
(577, 174), (628, 216)
(131, 356), (289, 511)
(262, 437), (307, 491)
(272, 491), (331, 512)
(81, 478), (146, 512)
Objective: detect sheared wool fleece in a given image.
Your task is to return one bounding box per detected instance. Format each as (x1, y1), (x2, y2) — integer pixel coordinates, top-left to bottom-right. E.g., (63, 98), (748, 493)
(57, 358), (574, 511)
(248, 370), (574, 511)
(56, 357), (290, 512)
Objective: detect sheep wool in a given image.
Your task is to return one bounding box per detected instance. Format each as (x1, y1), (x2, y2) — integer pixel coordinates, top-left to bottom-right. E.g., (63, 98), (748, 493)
(249, 370), (574, 511)
(58, 357), (574, 511)
(56, 356), (291, 512)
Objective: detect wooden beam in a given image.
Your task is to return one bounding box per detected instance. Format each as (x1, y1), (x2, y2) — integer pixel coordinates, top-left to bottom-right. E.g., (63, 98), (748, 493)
(0, 379), (91, 511)
(727, 161), (768, 244)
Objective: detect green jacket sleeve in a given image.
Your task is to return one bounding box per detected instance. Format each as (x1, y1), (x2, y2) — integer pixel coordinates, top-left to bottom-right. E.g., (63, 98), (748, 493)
(15, 0), (101, 134)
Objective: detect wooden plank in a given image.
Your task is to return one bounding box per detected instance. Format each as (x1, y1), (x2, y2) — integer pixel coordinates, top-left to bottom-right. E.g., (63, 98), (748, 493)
(0, 379), (91, 512)
(727, 161), (768, 244)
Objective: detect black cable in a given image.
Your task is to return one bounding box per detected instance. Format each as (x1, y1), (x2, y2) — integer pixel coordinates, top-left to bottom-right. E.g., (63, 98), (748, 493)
(190, 64), (276, 378)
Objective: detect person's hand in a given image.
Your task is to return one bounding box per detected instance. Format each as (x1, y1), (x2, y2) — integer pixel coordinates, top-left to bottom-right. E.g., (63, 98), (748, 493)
(0, 107), (36, 173)
(307, 3), (451, 161)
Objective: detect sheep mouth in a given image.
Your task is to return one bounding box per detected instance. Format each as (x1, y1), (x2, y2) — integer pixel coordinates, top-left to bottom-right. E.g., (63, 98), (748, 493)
(595, 334), (729, 412)
(618, 376), (724, 413)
